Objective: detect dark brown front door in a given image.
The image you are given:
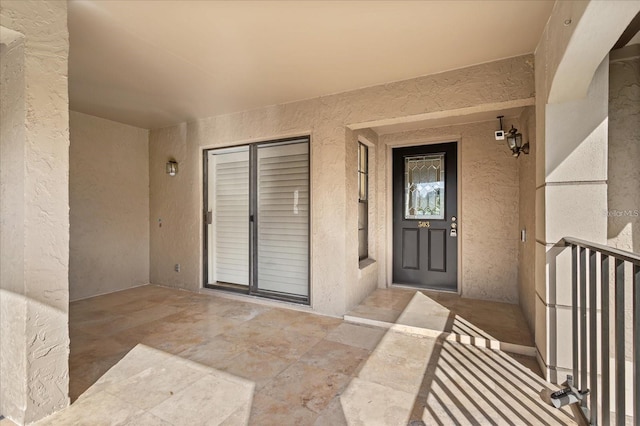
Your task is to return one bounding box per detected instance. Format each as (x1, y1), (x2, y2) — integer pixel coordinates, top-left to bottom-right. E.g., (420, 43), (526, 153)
(392, 142), (458, 291)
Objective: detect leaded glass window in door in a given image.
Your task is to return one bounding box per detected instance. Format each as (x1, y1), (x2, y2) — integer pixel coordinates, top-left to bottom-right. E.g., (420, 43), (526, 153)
(404, 154), (445, 220)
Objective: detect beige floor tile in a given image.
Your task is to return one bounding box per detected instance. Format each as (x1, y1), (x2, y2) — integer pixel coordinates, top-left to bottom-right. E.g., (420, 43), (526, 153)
(123, 412), (173, 426)
(350, 289), (535, 348)
(223, 349), (292, 389)
(250, 307), (313, 328)
(218, 321), (278, 347)
(222, 393), (318, 426)
(339, 377), (414, 426)
(261, 362), (350, 413)
(358, 349), (430, 395)
(313, 396), (348, 426)
(250, 328), (322, 361)
(78, 344), (175, 400)
(35, 391), (144, 426)
(376, 330), (437, 360)
(284, 314), (342, 339)
(149, 373), (254, 426)
(217, 301), (272, 322)
(103, 361), (204, 410)
(347, 304), (402, 323)
(177, 336), (249, 370)
(69, 349), (131, 394)
(325, 323), (385, 351)
(300, 339), (369, 376)
(64, 285), (568, 426)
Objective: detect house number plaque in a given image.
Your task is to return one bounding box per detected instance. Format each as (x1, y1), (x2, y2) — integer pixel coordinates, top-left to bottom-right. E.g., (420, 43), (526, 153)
(418, 221), (430, 228)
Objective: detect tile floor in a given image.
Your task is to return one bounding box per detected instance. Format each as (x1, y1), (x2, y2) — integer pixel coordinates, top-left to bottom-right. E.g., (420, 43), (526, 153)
(346, 288), (534, 348)
(29, 285), (576, 425)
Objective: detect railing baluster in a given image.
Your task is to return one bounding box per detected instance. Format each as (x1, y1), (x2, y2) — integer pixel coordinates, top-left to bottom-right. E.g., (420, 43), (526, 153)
(573, 244), (579, 386)
(601, 254), (610, 426)
(562, 238), (640, 425)
(615, 258), (625, 426)
(580, 247), (587, 404)
(634, 263), (639, 425)
(589, 249), (598, 424)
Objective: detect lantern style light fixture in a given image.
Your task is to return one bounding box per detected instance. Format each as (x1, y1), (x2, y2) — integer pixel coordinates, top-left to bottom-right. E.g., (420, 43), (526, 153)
(496, 116), (529, 158)
(506, 125), (529, 157)
(166, 160), (178, 176)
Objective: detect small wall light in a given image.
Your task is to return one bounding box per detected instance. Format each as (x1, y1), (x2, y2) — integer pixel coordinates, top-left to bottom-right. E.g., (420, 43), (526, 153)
(496, 116), (529, 158)
(166, 160), (178, 176)
(506, 125), (529, 157)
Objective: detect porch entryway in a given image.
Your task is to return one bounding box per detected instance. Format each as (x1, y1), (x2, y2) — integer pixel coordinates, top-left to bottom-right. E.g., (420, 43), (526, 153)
(48, 285), (578, 425)
(346, 288), (535, 355)
(392, 142), (458, 291)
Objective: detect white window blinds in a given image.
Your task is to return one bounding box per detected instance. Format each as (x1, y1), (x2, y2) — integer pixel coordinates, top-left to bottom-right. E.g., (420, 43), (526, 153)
(257, 141), (309, 297)
(211, 149), (249, 286)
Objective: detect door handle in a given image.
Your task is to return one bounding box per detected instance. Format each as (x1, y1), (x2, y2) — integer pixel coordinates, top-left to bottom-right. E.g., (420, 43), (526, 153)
(450, 216), (457, 237)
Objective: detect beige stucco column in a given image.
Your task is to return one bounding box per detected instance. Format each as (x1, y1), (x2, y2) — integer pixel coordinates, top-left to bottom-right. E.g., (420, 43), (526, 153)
(533, 0), (640, 383)
(0, 1), (70, 424)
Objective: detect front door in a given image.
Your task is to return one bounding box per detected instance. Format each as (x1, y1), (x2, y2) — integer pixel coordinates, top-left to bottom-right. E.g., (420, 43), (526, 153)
(392, 142), (458, 291)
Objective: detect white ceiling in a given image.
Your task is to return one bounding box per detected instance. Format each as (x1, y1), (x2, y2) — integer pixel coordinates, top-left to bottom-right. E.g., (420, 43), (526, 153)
(68, 0), (555, 129)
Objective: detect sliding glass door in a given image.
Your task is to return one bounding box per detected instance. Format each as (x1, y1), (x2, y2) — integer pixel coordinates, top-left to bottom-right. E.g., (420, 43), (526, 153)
(206, 147), (250, 288)
(204, 137), (309, 302)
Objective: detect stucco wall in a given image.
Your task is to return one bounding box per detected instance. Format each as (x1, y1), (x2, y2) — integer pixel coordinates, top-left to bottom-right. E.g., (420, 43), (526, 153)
(346, 128), (380, 311)
(517, 106), (536, 333)
(0, 1), (70, 423)
(1, 26), (27, 423)
(608, 52), (639, 252)
(69, 111), (150, 301)
(149, 55), (534, 316)
(380, 120), (521, 304)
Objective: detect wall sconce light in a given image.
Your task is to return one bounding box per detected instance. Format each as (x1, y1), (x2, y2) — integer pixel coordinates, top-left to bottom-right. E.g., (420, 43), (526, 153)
(496, 116), (529, 158)
(166, 160), (178, 176)
(506, 125), (529, 157)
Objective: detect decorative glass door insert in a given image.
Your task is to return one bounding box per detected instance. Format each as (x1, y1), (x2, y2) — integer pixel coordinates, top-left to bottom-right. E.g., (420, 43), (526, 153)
(404, 154), (445, 220)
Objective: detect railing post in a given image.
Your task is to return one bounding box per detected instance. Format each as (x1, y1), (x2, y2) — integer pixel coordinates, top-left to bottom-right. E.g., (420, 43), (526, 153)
(580, 247), (587, 405)
(601, 254), (610, 426)
(615, 258), (625, 426)
(589, 249), (598, 424)
(573, 244), (579, 386)
(634, 264), (639, 425)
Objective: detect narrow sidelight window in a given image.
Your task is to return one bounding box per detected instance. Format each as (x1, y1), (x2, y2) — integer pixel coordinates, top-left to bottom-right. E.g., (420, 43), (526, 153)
(358, 142), (368, 260)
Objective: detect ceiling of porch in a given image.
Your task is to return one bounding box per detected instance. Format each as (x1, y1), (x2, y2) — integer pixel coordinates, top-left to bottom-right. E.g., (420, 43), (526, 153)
(68, 1), (554, 129)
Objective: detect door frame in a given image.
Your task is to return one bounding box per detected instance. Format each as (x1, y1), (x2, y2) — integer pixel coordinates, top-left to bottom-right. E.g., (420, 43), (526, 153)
(385, 137), (462, 294)
(201, 135), (312, 305)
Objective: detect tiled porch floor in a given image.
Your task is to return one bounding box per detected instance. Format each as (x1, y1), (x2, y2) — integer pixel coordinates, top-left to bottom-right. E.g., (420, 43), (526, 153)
(35, 285), (575, 425)
(346, 288), (534, 351)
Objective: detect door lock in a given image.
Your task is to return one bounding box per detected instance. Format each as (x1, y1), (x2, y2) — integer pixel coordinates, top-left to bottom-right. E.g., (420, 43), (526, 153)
(450, 217), (458, 237)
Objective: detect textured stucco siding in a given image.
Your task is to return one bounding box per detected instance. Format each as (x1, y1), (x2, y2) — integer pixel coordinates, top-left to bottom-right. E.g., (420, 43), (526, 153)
(69, 111), (150, 301)
(149, 55), (534, 316)
(1, 26), (27, 424)
(381, 120), (521, 304)
(608, 54), (639, 252)
(518, 106), (536, 333)
(346, 128), (380, 311)
(0, 0), (70, 423)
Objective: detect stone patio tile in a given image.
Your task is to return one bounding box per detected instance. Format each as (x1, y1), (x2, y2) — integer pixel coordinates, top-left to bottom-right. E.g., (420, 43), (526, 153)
(261, 362), (350, 413)
(325, 323), (385, 351)
(300, 339), (369, 376)
(149, 373), (254, 426)
(223, 349), (292, 389)
(339, 377), (414, 426)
